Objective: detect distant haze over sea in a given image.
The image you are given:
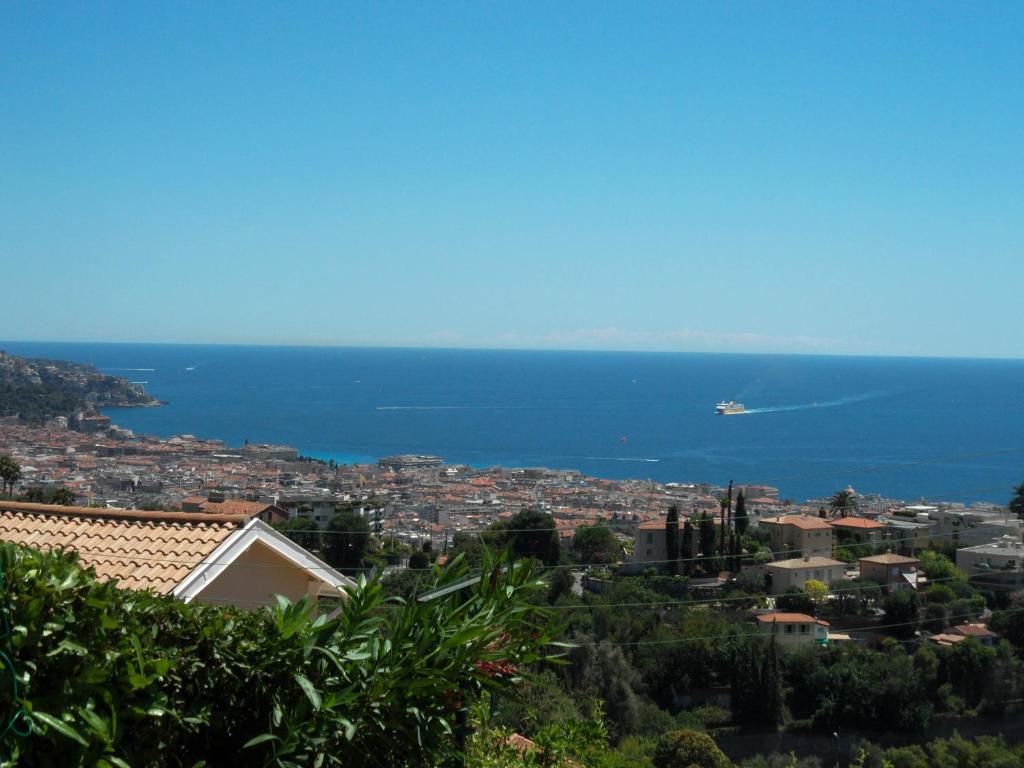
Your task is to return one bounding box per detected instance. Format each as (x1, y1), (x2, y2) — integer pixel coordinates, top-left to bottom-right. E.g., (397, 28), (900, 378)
(4, 342), (1023, 505)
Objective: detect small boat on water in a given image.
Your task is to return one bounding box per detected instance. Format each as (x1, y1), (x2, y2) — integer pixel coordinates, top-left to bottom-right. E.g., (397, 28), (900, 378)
(715, 400), (745, 415)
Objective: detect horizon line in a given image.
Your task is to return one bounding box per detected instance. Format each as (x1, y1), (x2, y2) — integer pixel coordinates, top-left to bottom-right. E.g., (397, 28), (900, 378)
(2, 338), (1023, 363)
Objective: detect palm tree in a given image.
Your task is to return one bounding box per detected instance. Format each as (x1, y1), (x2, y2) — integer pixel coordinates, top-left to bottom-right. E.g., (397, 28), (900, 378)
(48, 487), (75, 506)
(829, 487), (857, 518)
(0, 454), (21, 497)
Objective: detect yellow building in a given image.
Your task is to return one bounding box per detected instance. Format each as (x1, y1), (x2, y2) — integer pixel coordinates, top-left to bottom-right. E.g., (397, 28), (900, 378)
(759, 514), (834, 559)
(765, 555), (845, 594)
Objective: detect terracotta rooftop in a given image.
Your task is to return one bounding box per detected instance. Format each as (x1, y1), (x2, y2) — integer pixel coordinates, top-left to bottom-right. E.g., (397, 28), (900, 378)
(928, 633), (967, 647)
(859, 552), (919, 565)
(637, 520), (686, 530)
(766, 556), (845, 570)
(0, 501), (244, 594)
(829, 517), (885, 529)
(191, 499), (282, 517)
(756, 612), (829, 626)
(950, 623), (996, 638)
(761, 514), (833, 531)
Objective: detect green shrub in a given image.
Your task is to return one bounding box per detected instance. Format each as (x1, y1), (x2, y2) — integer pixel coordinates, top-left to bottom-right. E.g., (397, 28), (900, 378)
(924, 584), (955, 604)
(0, 542), (559, 767)
(653, 729), (733, 768)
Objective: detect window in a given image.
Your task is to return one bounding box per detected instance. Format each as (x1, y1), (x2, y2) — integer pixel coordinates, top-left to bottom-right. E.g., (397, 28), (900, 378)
(800, 624), (808, 634)
(786, 624), (794, 634)
(646, 533), (654, 544)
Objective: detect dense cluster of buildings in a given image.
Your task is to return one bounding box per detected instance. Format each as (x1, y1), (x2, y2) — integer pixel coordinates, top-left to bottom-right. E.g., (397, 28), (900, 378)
(2, 419), (1020, 599)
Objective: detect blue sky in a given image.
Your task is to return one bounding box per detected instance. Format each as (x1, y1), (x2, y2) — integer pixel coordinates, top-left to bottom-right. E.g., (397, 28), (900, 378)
(2, 3), (1022, 357)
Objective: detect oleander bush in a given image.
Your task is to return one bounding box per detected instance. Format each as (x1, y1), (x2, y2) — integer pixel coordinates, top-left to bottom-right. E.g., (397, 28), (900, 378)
(0, 542), (560, 767)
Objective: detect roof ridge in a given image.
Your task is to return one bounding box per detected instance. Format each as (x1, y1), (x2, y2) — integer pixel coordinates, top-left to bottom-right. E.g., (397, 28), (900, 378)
(0, 500), (247, 525)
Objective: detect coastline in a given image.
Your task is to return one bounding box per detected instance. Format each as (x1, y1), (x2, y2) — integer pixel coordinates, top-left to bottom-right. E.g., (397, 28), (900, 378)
(5, 340), (1018, 506)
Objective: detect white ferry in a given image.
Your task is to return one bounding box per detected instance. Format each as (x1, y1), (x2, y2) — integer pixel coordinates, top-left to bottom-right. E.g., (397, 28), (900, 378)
(715, 400), (745, 415)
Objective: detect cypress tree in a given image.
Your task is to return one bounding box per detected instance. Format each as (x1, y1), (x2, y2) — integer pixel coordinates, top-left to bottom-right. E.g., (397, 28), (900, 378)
(734, 490), (748, 537)
(665, 505), (679, 575)
(731, 637), (784, 728)
(698, 513), (717, 573)
(680, 520), (695, 576)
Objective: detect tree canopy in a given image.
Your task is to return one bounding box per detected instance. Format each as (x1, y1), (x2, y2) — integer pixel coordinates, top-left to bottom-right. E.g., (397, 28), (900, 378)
(572, 524), (621, 565)
(324, 509), (371, 570)
(273, 516), (324, 553)
(489, 509), (562, 566)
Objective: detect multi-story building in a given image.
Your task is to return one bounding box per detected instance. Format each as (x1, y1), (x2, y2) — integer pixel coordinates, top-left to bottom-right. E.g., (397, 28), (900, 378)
(879, 517), (932, 555)
(956, 536), (1024, 590)
(630, 519), (687, 570)
(765, 556), (844, 594)
(754, 612), (830, 647)
(858, 552), (919, 591)
(759, 514), (834, 559)
(829, 517), (885, 546)
(926, 507), (1022, 548)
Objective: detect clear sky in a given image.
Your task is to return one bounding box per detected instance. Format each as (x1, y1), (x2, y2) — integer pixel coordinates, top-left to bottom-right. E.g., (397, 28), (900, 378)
(2, 3), (1022, 358)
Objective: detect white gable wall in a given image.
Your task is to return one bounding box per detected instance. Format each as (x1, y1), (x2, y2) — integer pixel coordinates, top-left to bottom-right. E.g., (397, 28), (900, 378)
(173, 518), (355, 609)
(192, 541), (318, 608)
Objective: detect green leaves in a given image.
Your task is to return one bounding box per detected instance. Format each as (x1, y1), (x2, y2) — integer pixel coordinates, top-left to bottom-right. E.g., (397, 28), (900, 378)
(32, 711), (88, 747)
(1, 542), (560, 768)
(294, 674), (322, 710)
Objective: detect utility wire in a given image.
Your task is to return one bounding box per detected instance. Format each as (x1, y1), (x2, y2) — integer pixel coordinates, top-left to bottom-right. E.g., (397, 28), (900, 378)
(260, 480), (1021, 537)
(565, 606), (1018, 647)
(21, 524), (978, 574)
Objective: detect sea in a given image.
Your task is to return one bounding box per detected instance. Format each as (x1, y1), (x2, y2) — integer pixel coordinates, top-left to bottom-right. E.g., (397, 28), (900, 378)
(3, 341), (1023, 505)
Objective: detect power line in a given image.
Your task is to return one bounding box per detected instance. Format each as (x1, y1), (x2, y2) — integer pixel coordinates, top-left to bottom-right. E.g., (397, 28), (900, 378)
(267, 480), (1020, 537)
(547, 574), (967, 611)
(16, 525), (986, 589)
(566, 606), (1017, 647)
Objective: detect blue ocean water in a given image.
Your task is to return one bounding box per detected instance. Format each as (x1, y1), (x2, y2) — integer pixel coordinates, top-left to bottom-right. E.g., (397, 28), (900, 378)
(3, 342), (1023, 504)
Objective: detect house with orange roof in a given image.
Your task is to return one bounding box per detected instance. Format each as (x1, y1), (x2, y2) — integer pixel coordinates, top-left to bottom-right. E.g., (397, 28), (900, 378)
(754, 612), (830, 647)
(765, 556), (845, 594)
(180, 495), (287, 524)
(859, 552), (919, 592)
(946, 623), (998, 647)
(829, 516), (885, 546)
(630, 518), (687, 570)
(0, 501), (353, 610)
(759, 514), (834, 559)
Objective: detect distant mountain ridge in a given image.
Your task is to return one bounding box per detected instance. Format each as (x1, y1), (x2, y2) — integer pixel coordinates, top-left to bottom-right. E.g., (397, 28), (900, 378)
(0, 350), (163, 424)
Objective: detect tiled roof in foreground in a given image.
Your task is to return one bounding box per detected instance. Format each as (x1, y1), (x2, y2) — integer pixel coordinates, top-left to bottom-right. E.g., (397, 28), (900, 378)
(0, 501), (244, 594)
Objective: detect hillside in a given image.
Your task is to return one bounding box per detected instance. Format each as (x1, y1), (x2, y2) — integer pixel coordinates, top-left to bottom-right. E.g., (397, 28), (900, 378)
(0, 350), (162, 424)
